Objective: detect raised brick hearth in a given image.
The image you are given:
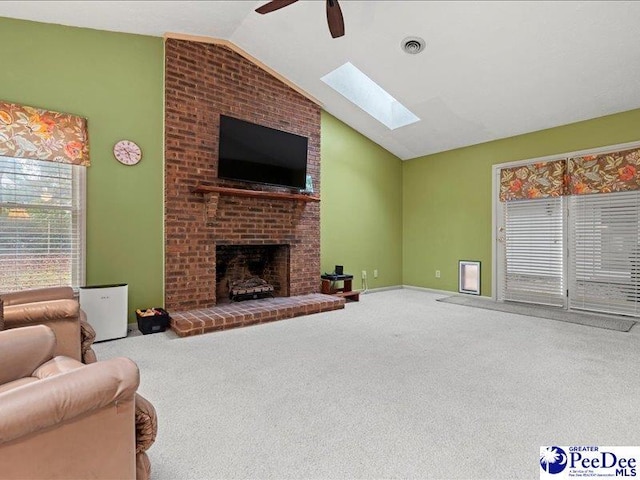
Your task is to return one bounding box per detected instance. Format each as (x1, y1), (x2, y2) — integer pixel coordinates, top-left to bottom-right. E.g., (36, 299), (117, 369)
(170, 294), (345, 337)
(164, 38), (323, 335)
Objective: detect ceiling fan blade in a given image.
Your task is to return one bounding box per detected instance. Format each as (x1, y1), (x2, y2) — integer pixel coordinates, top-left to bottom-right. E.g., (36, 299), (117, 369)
(326, 0), (345, 38)
(255, 0), (298, 15)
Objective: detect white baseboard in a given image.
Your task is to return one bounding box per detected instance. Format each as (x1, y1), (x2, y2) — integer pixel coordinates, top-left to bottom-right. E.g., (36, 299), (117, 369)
(362, 285), (479, 296)
(401, 285), (455, 296)
(402, 285), (492, 300)
(361, 285), (403, 294)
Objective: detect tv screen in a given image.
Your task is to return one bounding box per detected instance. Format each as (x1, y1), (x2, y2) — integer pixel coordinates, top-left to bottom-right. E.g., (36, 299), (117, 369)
(218, 115), (308, 189)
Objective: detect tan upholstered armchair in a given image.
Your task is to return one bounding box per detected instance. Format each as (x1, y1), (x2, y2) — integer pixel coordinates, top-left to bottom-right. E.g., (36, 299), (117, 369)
(0, 286), (97, 363)
(0, 325), (157, 480)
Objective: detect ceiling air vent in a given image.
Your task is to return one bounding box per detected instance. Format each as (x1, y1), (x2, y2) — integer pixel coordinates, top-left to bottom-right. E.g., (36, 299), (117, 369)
(401, 36), (426, 55)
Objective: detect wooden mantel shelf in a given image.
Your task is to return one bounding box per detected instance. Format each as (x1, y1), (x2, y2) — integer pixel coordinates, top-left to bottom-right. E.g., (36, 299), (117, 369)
(192, 184), (320, 203)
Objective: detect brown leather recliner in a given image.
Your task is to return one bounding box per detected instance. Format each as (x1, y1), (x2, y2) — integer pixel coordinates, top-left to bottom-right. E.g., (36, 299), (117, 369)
(0, 286), (97, 363)
(0, 325), (157, 480)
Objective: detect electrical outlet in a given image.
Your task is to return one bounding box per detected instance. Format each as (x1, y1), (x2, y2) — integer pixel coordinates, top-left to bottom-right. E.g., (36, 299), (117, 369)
(435, 270), (441, 278)
(374, 269), (378, 278)
(362, 270), (367, 279)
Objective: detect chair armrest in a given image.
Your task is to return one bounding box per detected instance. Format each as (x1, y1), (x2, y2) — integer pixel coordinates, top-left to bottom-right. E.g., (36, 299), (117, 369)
(33, 355), (85, 379)
(0, 325), (56, 385)
(80, 315), (98, 364)
(0, 357), (139, 445)
(135, 393), (158, 453)
(2, 299), (79, 329)
(0, 286), (74, 306)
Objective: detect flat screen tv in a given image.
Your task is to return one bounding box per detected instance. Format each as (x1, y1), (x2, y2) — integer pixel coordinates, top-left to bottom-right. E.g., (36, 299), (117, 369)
(218, 115), (308, 190)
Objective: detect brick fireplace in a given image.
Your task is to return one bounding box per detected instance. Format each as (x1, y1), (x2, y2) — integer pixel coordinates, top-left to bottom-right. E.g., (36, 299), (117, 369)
(164, 37), (339, 335)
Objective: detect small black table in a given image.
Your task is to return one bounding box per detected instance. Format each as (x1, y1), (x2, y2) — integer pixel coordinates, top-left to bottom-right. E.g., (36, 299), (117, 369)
(321, 274), (359, 301)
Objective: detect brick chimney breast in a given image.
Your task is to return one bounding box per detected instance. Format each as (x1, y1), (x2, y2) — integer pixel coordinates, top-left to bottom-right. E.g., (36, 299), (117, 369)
(164, 39), (321, 311)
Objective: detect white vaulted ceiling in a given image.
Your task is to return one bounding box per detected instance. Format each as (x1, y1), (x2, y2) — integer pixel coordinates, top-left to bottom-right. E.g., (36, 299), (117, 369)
(1, 1), (640, 159)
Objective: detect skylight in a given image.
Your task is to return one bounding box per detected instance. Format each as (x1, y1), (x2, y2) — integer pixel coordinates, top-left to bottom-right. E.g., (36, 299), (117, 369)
(321, 62), (420, 130)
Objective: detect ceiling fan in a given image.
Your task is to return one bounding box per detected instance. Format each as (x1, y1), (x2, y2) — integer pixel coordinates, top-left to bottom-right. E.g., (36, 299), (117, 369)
(255, 0), (345, 38)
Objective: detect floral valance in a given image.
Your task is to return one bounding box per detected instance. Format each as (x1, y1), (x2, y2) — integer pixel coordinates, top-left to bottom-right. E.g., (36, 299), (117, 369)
(499, 160), (566, 202)
(0, 101), (89, 166)
(500, 148), (640, 201)
(568, 148), (640, 195)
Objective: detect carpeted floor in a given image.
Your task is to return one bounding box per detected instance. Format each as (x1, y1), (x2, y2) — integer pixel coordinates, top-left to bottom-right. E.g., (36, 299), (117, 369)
(436, 294), (637, 332)
(94, 289), (640, 480)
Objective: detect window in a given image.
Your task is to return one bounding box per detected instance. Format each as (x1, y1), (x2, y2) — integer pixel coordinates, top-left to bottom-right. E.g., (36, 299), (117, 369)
(0, 156), (85, 292)
(320, 62), (420, 130)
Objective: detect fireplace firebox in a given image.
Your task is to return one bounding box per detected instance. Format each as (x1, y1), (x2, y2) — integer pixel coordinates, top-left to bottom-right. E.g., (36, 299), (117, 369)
(215, 244), (290, 303)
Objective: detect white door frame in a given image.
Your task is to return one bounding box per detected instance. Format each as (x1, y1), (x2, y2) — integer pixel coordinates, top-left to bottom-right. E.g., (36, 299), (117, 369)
(491, 140), (640, 303)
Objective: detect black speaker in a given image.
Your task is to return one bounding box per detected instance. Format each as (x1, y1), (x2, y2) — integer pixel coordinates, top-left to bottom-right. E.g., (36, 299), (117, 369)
(335, 265), (343, 275)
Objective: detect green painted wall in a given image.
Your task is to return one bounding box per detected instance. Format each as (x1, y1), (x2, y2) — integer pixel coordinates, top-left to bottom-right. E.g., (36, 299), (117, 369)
(6, 16), (638, 310)
(403, 108), (640, 296)
(321, 112), (403, 290)
(0, 17), (164, 321)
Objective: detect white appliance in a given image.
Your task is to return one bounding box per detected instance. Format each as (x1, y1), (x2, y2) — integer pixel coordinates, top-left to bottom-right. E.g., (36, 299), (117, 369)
(79, 284), (128, 342)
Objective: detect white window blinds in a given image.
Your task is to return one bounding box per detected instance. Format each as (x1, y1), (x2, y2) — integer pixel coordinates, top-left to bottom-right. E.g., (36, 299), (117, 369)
(503, 197), (565, 307)
(569, 190), (640, 316)
(0, 156), (85, 292)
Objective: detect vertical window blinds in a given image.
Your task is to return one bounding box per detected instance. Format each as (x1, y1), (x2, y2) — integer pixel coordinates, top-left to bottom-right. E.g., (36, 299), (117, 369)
(0, 156), (84, 292)
(503, 197), (565, 307)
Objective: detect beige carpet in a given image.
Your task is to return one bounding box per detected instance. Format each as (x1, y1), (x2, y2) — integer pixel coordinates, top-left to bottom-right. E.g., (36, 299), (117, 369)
(94, 289), (640, 479)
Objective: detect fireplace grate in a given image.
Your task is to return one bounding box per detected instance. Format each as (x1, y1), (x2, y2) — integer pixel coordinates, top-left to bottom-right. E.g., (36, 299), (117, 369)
(229, 277), (275, 302)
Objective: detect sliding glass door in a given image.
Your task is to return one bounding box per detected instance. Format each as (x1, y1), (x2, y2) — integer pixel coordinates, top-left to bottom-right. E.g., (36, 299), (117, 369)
(496, 144), (640, 318)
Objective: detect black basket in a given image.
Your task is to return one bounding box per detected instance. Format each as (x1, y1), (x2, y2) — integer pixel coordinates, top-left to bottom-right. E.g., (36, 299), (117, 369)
(136, 308), (171, 335)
